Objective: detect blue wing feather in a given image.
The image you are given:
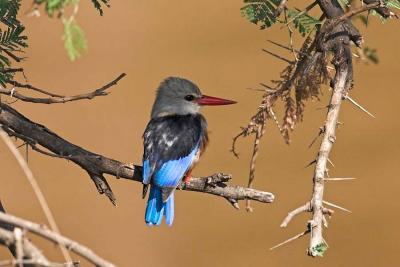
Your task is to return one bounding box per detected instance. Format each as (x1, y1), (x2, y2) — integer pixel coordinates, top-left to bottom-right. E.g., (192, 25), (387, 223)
(154, 145), (198, 188)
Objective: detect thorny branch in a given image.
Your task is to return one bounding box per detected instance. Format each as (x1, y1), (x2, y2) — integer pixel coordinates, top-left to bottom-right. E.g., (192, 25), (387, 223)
(236, 0), (395, 257)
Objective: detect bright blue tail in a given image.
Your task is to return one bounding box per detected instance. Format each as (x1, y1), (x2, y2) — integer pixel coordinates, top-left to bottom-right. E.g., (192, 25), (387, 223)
(145, 186), (174, 226)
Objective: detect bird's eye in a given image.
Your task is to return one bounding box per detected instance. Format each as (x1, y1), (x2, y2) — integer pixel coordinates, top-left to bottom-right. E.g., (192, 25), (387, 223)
(184, 95), (195, 101)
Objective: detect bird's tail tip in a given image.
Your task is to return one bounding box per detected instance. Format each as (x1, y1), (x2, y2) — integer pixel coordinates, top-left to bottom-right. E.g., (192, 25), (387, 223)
(145, 186), (174, 226)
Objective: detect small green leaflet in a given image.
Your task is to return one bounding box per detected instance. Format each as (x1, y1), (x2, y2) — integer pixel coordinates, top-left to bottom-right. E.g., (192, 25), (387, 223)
(241, 0), (281, 29)
(63, 18), (87, 61)
(0, 25), (27, 49)
(240, 1), (321, 36)
(45, 0), (64, 16)
(387, 0), (400, 10)
(287, 9), (321, 37)
(0, 0), (21, 27)
(0, 0), (26, 86)
(310, 243), (328, 257)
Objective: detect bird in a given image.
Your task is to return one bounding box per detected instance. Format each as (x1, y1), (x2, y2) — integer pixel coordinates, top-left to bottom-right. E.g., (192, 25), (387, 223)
(142, 77), (236, 226)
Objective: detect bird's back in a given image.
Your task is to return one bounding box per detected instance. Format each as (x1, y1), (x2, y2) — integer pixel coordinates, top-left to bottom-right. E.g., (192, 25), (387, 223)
(142, 113), (208, 190)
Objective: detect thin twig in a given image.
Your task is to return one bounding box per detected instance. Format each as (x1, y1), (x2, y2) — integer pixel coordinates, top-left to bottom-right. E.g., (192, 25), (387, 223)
(274, 0), (289, 17)
(267, 40), (300, 54)
(0, 73), (126, 104)
(246, 122), (267, 212)
(262, 49), (294, 64)
(13, 228), (23, 267)
(0, 130), (73, 263)
(0, 227), (50, 265)
(280, 202), (311, 227)
(7, 80), (64, 98)
(0, 212), (115, 267)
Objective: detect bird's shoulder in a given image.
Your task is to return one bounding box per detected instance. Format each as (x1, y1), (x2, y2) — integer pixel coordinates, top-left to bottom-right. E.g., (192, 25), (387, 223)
(143, 114), (207, 160)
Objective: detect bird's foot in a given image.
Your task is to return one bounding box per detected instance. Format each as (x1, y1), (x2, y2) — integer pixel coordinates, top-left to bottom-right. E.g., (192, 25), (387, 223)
(183, 172), (192, 185)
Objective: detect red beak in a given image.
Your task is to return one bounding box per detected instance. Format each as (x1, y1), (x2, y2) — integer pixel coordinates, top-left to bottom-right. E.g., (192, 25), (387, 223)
(195, 95), (237, 106)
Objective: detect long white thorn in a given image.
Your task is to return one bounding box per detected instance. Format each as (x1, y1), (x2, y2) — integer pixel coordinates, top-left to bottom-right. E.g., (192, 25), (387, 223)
(327, 158), (335, 167)
(345, 95), (375, 118)
(324, 177), (356, 181)
(270, 230), (310, 250)
(323, 200), (351, 213)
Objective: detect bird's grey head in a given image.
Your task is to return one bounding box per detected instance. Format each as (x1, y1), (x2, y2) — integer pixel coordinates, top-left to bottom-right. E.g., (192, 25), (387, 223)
(151, 77), (202, 118)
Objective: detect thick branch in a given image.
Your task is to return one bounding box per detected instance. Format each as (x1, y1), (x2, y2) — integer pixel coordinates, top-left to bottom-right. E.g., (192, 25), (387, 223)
(274, 0), (358, 256)
(308, 0), (353, 257)
(0, 103), (274, 206)
(308, 62), (348, 256)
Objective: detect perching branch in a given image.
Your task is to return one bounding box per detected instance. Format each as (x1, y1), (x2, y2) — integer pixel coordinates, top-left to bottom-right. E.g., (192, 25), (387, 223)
(0, 102), (275, 207)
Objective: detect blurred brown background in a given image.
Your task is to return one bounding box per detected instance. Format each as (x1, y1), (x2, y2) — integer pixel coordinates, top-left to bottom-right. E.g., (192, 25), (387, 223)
(0, 1), (399, 266)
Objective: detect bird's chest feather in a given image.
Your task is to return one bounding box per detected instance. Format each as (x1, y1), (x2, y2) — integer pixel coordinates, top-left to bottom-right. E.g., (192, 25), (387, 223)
(143, 114), (208, 177)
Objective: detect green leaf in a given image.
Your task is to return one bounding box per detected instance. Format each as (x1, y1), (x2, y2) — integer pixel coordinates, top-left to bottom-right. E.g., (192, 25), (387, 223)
(0, 25), (27, 49)
(310, 243), (328, 257)
(62, 18), (87, 61)
(287, 9), (321, 37)
(0, 0), (26, 83)
(387, 0), (400, 10)
(37, 0), (81, 17)
(44, 0), (65, 16)
(241, 0), (281, 30)
(0, 0), (21, 26)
